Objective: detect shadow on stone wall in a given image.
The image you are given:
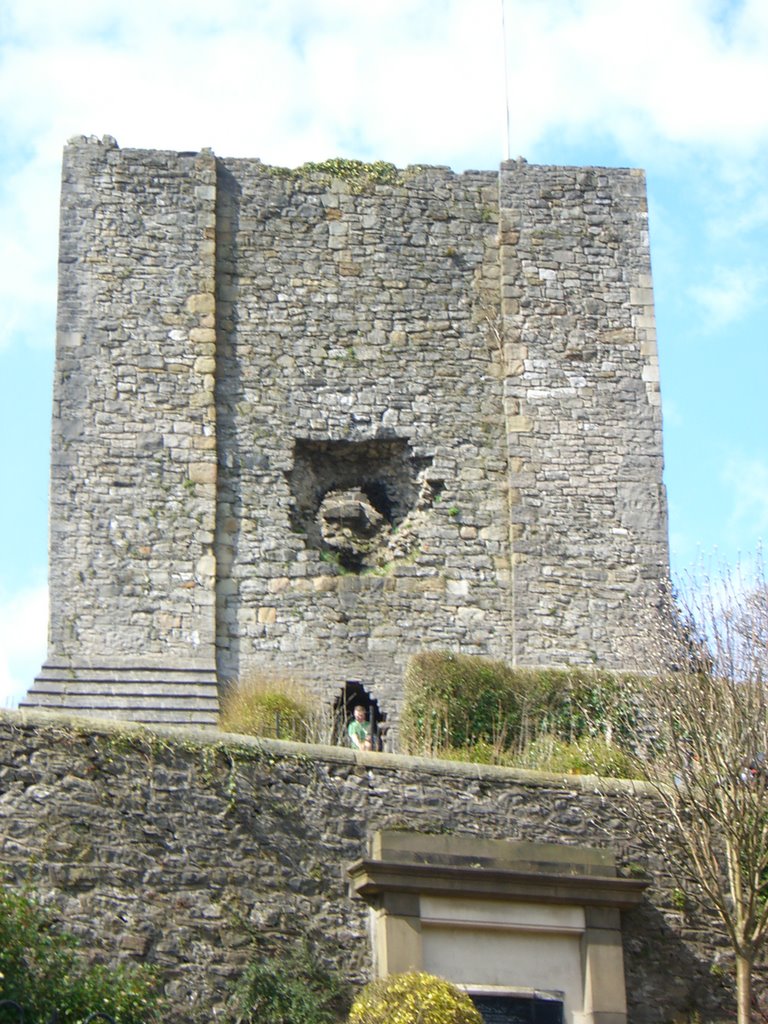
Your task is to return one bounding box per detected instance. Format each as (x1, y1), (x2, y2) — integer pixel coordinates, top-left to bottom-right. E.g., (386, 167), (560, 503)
(622, 901), (734, 1024)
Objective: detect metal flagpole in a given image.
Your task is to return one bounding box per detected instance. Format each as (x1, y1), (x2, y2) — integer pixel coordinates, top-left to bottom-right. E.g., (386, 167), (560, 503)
(500, 0), (511, 161)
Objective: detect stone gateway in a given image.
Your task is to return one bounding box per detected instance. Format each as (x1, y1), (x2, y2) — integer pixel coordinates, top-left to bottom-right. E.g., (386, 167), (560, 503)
(23, 137), (668, 726)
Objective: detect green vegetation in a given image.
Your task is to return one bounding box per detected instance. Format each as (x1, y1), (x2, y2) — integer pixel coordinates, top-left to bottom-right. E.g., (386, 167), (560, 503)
(348, 971), (482, 1024)
(219, 653), (639, 776)
(671, 888), (688, 912)
(220, 673), (323, 742)
(401, 651), (637, 776)
(301, 158), (403, 191)
(228, 943), (349, 1024)
(269, 157), (405, 194)
(320, 548), (353, 574)
(0, 885), (162, 1024)
(0, 882), (349, 1024)
(513, 735), (634, 777)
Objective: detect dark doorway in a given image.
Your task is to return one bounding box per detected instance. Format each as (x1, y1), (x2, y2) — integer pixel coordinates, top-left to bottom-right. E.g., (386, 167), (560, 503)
(470, 994), (563, 1024)
(333, 681), (387, 751)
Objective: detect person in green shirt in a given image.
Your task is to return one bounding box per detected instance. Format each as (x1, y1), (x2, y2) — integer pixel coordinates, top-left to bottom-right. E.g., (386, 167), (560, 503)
(348, 704), (373, 751)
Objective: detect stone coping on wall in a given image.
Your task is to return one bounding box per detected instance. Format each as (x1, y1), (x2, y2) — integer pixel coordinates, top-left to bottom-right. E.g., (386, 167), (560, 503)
(348, 830), (649, 910)
(0, 707), (656, 798)
(348, 859), (648, 909)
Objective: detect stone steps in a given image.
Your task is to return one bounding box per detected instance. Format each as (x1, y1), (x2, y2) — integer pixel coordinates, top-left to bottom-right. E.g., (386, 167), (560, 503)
(21, 663), (220, 726)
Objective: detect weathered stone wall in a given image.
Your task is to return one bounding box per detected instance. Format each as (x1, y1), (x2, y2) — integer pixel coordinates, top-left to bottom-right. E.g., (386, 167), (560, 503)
(213, 154), (668, 710)
(499, 164), (667, 665)
(50, 138), (218, 665)
(214, 159), (514, 717)
(0, 711), (735, 1023)
(27, 138), (668, 724)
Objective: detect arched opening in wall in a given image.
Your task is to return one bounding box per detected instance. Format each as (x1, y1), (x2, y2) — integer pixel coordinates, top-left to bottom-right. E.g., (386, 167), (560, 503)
(334, 680), (388, 751)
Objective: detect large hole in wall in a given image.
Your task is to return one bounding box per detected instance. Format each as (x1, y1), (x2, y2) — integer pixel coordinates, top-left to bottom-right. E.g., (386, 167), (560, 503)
(286, 438), (440, 572)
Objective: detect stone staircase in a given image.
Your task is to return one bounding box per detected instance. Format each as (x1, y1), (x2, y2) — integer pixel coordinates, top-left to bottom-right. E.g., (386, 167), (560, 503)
(21, 663), (220, 725)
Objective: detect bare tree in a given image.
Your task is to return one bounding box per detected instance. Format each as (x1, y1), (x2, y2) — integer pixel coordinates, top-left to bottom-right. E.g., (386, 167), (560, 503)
(627, 557), (768, 1024)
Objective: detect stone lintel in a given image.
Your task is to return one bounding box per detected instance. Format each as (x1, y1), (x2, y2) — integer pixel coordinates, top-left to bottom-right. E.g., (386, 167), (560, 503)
(348, 858), (647, 910)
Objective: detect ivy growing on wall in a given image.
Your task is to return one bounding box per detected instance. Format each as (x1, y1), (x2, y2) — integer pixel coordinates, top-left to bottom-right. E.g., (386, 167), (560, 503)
(227, 940), (350, 1024)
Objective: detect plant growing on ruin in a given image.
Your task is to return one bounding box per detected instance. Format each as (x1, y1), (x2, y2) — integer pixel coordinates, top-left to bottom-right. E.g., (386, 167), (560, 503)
(220, 673), (332, 743)
(0, 885), (162, 1023)
(348, 971), (482, 1024)
(622, 557), (768, 1024)
(298, 158), (403, 192)
(515, 735), (634, 777)
(400, 652), (636, 774)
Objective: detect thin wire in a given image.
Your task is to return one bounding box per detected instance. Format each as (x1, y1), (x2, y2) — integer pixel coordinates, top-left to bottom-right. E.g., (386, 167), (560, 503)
(500, 0), (511, 161)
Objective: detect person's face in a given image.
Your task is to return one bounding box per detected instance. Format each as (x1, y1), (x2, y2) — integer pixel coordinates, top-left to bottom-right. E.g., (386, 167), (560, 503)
(354, 707), (366, 722)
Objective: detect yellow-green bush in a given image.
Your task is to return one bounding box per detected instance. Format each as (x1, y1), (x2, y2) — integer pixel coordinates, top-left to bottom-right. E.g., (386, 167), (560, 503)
(437, 739), (507, 766)
(348, 971), (482, 1024)
(429, 736), (634, 778)
(517, 736), (635, 777)
(400, 651), (638, 776)
(220, 673), (317, 742)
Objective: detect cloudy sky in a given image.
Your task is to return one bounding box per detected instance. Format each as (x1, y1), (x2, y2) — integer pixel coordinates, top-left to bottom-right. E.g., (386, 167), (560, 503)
(1, 0), (767, 707)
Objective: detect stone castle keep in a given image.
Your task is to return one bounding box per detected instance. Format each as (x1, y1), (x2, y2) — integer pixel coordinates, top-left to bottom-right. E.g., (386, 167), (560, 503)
(23, 135), (669, 727)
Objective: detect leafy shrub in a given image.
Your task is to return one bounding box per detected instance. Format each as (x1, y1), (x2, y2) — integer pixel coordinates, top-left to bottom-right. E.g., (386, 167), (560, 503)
(400, 652), (518, 754)
(437, 739), (507, 766)
(220, 673), (323, 742)
(0, 885), (161, 1024)
(348, 971), (483, 1024)
(299, 158), (403, 192)
(432, 736), (634, 778)
(516, 736), (635, 777)
(228, 943), (349, 1024)
(401, 652), (637, 774)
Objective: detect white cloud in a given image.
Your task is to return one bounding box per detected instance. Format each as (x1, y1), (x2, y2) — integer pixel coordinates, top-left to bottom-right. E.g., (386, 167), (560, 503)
(498, 0), (768, 157)
(0, 156), (59, 351)
(688, 266), (768, 329)
(2, 0), (767, 168)
(1, 0), (767, 678)
(0, 584), (48, 709)
(704, 171), (768, 242)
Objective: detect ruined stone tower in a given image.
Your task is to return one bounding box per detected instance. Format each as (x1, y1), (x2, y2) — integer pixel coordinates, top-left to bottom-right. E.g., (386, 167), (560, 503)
(23, 136), (668, 726)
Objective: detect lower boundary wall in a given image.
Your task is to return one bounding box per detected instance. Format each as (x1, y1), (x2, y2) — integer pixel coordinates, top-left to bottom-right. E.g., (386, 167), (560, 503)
(0, 711), (747, 1022)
